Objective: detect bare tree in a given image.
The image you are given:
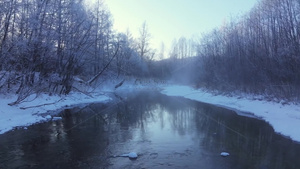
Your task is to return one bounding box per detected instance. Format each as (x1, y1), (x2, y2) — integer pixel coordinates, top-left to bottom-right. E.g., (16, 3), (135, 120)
(136, 21), (154, 61)
(192, 0), (300, 100)
(158, 42), (165, 60)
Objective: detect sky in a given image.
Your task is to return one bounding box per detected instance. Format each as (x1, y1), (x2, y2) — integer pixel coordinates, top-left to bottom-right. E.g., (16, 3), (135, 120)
(94, 0), (258, 57)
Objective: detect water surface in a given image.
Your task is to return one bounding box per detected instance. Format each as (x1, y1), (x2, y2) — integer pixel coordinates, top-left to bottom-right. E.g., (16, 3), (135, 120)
(0, 91), (299, 169)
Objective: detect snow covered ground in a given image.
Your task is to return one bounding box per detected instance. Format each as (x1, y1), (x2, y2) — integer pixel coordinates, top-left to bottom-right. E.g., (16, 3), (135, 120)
(0, 79), (157, 135)
(1, 82), (300, 143)
(161, 85), (300, 143)
(0, 91), (111, 135)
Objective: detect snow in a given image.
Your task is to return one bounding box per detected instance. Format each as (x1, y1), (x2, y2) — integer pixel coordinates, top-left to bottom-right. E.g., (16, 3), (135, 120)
(0, 78), (156, 135)
(220, 152), (230, 157)
(128, 152), (138, 159)
(52, 117), (63, 120)
(45, 115), (52, 120)
(161, 85), (300, 142)
(0, 91), (110, 134)
(118, 152), (138, 159)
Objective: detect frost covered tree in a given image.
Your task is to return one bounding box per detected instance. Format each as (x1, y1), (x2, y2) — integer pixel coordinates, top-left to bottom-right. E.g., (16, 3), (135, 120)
(193, 0), (300, 100)
(158, 42), (165, 60)
(0, 0), (145, 100)
(169, 37), (196, 60)
(136, 22), (155, 61)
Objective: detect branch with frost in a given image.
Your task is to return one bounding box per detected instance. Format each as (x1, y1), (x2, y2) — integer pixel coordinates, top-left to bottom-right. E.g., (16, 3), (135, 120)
(72, 86), (94, 98)
(87, 42), (120, 85)
(20, 98), (63, 110)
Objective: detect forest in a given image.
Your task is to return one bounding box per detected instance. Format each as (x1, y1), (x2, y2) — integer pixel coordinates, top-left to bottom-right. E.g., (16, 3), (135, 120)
(0, 0), (300, 103)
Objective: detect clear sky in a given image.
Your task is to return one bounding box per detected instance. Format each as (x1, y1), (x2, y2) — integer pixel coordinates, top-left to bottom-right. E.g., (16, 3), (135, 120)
(99, 0), (258, 57)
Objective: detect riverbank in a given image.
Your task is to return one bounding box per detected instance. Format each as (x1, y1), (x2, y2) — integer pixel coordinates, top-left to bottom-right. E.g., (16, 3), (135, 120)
(161, 85), (300, 143)
(0, 91), (111, 134)
(0, 79), (158, 135)
(0, 82), (299, 143)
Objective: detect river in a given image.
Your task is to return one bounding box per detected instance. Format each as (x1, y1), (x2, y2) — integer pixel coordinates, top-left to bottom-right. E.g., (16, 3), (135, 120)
(0, 91), (299, 169)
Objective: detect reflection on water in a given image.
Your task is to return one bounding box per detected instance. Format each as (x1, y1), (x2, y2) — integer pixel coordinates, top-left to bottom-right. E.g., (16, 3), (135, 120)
(0, 91), (300, 169)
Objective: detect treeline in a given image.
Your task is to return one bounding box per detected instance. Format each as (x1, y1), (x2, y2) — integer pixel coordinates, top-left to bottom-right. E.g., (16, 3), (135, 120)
(2, 0), (299, 102)
(193, 0), (300, 100)
(0, 0), (151, 99)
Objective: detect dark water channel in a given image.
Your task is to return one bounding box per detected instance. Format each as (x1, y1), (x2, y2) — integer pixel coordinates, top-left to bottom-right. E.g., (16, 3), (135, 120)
(1, 91), (300, 169)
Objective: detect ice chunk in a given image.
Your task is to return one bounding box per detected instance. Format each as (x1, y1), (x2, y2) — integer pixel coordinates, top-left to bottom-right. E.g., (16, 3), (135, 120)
(220, 152), (230, 157)
(128, 152), (138, 159)
(118, 152), (138, 159)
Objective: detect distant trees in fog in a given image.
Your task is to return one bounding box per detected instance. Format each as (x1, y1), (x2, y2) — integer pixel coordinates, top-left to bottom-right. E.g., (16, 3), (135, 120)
(152, 0), (300, 100)
(169, 37), (197, 59)
(193, 0), (300, 100)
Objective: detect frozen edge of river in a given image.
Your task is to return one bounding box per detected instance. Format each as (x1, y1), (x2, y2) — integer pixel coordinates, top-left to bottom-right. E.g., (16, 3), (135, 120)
(0, 82), (299, 143)
(161, 85), (300, 143)
(0, 79), (158, 135)
(0, 91), (112, 135)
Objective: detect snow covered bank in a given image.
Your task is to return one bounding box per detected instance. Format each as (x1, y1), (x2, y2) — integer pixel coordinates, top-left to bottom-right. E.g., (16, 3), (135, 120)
(0, 78), (160, 135)
(0, 91), (111, 134)
(1, 81), (299, 144)
(161, 85), (300, 142)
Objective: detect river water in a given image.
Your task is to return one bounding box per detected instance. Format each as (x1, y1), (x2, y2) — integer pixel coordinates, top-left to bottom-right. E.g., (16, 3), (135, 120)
(0, 91), (300, 169)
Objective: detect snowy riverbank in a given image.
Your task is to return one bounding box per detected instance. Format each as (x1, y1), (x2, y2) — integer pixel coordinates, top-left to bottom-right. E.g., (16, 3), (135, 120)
(161, 85), (300, 143)
(0, 91), (111, 134)
(0, 79), (158, 135)
(1, 82), (300, 143)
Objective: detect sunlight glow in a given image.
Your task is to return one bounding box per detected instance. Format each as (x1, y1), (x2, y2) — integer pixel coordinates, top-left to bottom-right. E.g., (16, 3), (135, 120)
(88, 0), (258, 56)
